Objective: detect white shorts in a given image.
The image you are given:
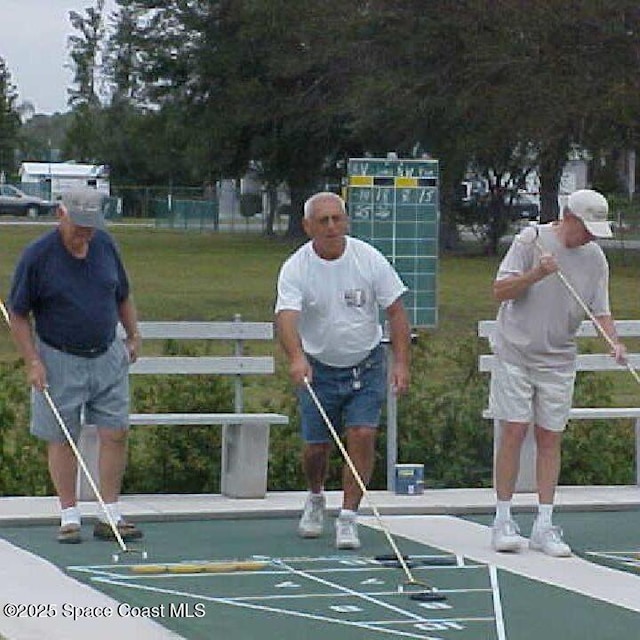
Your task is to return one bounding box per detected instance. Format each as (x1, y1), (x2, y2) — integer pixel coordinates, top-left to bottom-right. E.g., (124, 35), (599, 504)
(489, 357), (575, 432)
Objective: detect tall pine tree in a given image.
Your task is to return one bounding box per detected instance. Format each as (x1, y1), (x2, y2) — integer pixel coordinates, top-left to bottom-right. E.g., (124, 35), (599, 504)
(0, 57), (20, 177)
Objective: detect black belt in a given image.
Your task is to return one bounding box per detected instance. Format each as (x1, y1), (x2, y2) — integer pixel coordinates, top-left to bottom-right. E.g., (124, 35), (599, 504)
(40, 337), (111, 359)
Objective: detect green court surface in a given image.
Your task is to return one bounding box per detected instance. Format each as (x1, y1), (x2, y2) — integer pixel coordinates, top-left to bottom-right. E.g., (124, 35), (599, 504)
(463, 509), (640, 576)
(1, 515), (639, 639)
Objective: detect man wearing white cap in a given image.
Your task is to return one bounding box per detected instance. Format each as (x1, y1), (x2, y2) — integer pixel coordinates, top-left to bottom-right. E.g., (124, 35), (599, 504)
(488, 188), (626, 557)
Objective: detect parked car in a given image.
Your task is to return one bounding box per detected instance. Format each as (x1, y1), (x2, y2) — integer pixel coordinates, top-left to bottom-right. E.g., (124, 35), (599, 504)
(507, 192), (540, 221)
(456, 184), (540, 222)
(0, 184), (57, 217)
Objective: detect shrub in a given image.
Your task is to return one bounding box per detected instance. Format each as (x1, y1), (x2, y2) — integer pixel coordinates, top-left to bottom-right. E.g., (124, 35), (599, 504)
(397, 337), (492, 488)
(0, 334), (635, 496)
(125, 340), (233, 493)
(0, 361), (50, 495)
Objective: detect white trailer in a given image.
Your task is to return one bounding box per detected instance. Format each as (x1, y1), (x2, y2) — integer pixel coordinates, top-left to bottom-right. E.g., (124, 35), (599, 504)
(19, 162), (110, 200)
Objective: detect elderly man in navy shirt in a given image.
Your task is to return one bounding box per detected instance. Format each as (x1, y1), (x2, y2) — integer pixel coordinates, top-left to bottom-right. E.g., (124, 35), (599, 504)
(8, 188), (143, 544)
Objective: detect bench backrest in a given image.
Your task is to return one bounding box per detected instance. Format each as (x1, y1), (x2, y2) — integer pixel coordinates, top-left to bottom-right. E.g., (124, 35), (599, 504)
(478, 320), (640, 373)
(128, 320), (277, 412)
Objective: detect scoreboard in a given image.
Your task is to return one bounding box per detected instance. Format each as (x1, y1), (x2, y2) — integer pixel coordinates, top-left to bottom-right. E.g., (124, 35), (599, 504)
(346, 157), (439, 327)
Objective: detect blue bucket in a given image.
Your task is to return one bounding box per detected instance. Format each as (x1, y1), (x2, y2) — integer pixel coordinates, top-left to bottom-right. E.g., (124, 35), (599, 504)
(394, 464), (424, 495)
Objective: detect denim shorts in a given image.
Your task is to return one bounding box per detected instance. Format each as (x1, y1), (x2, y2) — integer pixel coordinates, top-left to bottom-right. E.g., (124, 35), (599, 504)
(31, 337), (131, 443)
(297, 344), (387, 443)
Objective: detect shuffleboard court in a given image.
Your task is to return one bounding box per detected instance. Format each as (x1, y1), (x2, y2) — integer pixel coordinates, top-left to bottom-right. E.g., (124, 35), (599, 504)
(1, 515), (639, 639)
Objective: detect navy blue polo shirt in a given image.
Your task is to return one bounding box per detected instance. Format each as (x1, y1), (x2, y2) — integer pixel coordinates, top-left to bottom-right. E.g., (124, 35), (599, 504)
(9, 229), (130, 349)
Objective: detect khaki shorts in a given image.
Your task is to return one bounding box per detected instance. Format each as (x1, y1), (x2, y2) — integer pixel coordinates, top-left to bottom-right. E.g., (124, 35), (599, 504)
(489, 357), (575, 432)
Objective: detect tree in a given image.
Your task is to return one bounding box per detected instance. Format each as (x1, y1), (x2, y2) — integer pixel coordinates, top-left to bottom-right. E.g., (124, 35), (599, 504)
(65, 0), (107, 161)
(497, 2), (640, 221)
(104, 0), (366, 234)
(67, 0), (106, 108)
(348, 1), (640, 251)
(104, 1), (147, 104)
(17, 113), (72, 164)
(0, 57), (21, 176)
(223, 0), (366, 235)
(60, 0), (639, 245)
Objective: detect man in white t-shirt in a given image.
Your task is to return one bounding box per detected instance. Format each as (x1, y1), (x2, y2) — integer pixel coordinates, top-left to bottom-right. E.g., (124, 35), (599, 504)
(489, 189), (627, 557)
(275, 191), (410, 549)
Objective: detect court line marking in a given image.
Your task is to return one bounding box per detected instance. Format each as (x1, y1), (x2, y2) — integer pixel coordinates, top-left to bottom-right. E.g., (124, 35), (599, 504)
(162, 587), (491, 603)
(68, 553), (468, 572)
(89, 577), (460, 640)
(368, 617), (497, 625)
(272, 557), (443, 622)
(370, 515), (640, 614)
(67, 553), (478, 583)
(80, 555), (502, 639)
(68, 565), (485, 583)
(585, 551), (640, 563)
(489, 565), (507, 640)
(584, 551), (640, 571)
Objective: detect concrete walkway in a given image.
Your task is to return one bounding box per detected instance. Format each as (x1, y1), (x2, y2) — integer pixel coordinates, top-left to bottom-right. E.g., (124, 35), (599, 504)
(2, 485), (638, 526)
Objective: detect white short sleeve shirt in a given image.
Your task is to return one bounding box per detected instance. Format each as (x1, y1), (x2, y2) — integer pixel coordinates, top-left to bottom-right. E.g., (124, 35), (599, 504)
(275, 236), (408, 367)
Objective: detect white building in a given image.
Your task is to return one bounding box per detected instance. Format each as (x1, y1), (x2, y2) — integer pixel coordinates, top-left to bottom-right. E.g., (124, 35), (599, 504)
(19, 162), (110, 200)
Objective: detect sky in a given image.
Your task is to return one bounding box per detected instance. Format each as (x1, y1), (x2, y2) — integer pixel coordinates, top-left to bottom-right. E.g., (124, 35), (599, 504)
(0, 0), (117, 115)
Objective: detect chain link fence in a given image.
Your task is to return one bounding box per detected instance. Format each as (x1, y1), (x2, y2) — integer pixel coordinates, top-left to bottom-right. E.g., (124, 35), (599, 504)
(111, 184), (291, 234)
(0, 181), (293, 232)
(13, 178), (640, 240)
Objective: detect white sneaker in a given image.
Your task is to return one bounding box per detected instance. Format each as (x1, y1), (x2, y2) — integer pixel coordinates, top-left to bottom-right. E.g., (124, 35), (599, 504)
(298, 494), (326, 538)
(335, 514), (361, 550)
(491, 518), (522, 552)
(529, 524), (572, 557)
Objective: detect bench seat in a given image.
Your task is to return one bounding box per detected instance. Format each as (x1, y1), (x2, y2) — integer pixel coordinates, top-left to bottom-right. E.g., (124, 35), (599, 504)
(129, 412), (290, 426)
(483, 407), (640, 420)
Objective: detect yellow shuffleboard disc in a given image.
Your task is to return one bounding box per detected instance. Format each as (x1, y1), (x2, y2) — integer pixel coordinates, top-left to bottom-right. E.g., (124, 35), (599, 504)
(130, 560), (268, 574)
(130, 564), (169, 574)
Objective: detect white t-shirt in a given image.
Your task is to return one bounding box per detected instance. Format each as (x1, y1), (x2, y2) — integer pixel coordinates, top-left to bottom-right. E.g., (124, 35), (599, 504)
(492, 224), (610, 370)
(275, 236), (408, 367)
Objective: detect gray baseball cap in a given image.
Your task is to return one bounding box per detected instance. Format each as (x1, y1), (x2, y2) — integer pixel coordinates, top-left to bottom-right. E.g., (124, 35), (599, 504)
(61, 188), (106, 228)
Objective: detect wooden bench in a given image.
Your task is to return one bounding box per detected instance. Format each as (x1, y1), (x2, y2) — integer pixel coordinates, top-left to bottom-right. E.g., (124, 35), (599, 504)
(77, 318), (289, 499)
(478, 319), (640, 491)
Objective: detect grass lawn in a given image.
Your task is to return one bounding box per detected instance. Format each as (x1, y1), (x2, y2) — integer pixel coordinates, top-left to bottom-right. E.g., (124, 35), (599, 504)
(1, 222), (639, 402)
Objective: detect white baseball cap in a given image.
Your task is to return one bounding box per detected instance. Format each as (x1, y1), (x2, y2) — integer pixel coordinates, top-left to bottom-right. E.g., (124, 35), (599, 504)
(566, 189), (612, 238)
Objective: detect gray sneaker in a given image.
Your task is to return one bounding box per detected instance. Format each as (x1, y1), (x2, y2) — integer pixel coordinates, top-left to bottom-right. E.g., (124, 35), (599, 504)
(335, 513), (361, 550)
(529, 524), (571, 557)
(491, 518), (522, 552)
(298, 494), (326, 538)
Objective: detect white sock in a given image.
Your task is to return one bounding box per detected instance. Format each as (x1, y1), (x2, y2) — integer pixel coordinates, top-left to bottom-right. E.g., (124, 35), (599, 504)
(535, 504), (553, 528)
(100, 502), (122, 525)
(60, 506), (81, 527)
(339, 509), (357, 521)
(495, 500), (512, 523)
